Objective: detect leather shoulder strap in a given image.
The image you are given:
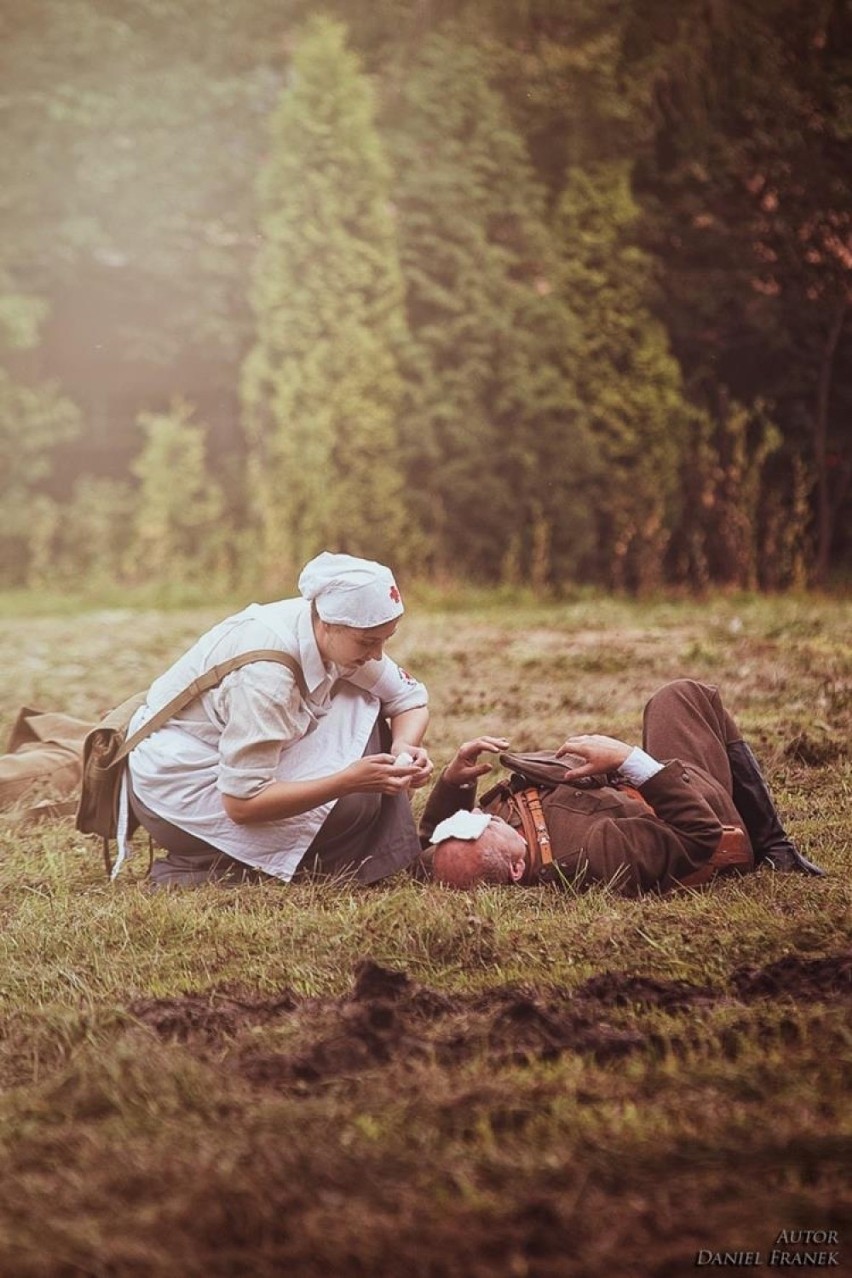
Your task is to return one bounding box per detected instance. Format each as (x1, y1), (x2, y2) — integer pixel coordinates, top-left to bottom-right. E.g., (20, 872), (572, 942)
(509, 786), (553, 881)
(119, 649), (308, 760)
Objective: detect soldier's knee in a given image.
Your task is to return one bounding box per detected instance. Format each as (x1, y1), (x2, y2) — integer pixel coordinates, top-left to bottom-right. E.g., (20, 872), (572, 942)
(647, 678), (715, 708)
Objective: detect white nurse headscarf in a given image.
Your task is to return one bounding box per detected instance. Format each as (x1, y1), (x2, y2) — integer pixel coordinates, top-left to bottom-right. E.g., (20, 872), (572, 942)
(298, 552), (405, 629)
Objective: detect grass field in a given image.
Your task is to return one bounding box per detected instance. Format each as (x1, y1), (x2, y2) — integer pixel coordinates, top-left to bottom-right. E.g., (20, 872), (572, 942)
(0, 592), (850, 1277)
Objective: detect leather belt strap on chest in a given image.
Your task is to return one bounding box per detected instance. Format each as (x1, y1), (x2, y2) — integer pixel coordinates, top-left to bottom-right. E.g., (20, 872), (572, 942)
(508, 786), (553, 880)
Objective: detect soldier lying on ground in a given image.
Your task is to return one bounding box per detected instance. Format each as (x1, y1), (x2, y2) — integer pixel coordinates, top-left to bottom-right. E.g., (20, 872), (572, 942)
(417, 679), (823, 894)
(0, 678), (821, 894)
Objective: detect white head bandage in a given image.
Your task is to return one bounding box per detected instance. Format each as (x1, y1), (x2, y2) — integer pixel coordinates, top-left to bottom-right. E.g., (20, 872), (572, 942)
(431, 810), (493, 845)
(298, 552), (404, 629)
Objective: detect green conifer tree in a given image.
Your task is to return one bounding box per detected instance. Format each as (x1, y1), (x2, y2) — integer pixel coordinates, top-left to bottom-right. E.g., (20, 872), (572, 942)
(0, 289), (80, 585)
(385, 33), (598, 586)
(241, 16), (409, 582)
(554, 161), (693, 591)
(131, 399), (224, 581)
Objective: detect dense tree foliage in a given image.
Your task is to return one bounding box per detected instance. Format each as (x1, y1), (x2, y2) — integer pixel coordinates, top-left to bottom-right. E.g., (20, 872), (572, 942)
(555, 162), (692, 592)
(385, 33), (597, 586)
(0, 287), (80, 584)
(241, 16), (409, 581)
(626, 0), (852, 585)
(1, 0), (849, 592)
(131, 399), (226, 580)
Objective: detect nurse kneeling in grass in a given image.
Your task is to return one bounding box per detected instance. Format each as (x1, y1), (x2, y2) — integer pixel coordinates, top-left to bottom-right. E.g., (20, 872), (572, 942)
(127, 552), (432, 888)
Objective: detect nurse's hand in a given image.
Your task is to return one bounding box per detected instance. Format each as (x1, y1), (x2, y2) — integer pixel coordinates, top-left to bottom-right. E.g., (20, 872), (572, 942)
(390, 743), (434, 790)
(344, 753), (421, 795)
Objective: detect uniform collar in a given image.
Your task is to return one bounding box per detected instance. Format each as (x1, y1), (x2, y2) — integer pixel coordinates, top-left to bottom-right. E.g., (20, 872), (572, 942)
(296, 601), (333, 693)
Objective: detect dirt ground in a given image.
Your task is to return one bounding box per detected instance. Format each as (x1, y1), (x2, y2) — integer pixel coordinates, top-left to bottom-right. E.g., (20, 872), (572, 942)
(1, 595), (850, 1276)
(128, 952), (852, 1078)
(100, 953), (850, 1278)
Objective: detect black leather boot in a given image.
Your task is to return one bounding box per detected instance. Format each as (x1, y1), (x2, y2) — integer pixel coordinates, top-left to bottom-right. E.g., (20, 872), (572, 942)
(727, 740), (825, 876)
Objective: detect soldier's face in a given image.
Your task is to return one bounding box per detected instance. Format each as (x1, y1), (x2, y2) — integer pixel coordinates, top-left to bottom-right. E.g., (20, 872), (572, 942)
(433, 818), (526, 887)
(487, 818), (527, 881)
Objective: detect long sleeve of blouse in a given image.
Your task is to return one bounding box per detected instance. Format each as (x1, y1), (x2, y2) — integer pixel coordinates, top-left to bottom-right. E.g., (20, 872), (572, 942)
(212, 663), (313, 799)
(211, 656), (427, 800)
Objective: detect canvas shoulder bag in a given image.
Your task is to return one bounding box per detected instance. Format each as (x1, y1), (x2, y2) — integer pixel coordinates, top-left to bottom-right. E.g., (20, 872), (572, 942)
(0, 708), (94, 826)
(75, 648), (308, 875)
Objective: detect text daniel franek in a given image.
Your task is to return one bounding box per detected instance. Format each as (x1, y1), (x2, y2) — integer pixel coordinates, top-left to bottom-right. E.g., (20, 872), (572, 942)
(695, 1231), (841, 1267)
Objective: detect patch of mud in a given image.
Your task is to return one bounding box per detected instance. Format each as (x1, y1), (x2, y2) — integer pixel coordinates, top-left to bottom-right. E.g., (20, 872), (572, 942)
(463, 985), (644, 1064)
(128, 953), (851, 1089)
(487, 993), (644, 1064)
(128, 990), (297, 1042)
(351, 957), (412, 1001)
(287, 999), (434, 1084)
(239, 967), (652, 1086)
(731, 951), (852, 1001)
(575, 972), (717, 1010)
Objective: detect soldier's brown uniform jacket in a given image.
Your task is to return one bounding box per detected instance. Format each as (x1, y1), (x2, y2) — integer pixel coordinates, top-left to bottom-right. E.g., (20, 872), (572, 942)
(419, 679), (756, 897)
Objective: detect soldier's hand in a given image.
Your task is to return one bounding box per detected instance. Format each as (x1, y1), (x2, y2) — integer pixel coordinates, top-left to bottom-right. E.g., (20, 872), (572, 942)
(556, 734), (632, 779)
(443, 736), (510, 787)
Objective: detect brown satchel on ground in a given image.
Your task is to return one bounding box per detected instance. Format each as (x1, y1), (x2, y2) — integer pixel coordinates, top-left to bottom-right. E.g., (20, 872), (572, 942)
(0, 708), (94, 824)
(75, 648), (308, 876)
